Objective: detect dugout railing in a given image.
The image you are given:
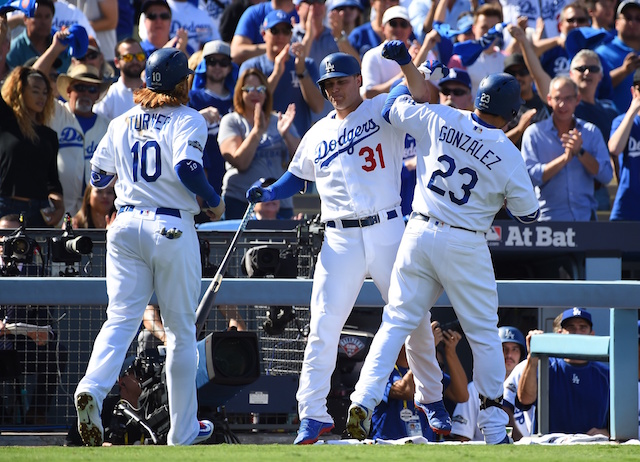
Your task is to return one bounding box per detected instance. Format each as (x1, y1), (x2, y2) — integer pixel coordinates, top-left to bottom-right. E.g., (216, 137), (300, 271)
(0, 225), (639, 440)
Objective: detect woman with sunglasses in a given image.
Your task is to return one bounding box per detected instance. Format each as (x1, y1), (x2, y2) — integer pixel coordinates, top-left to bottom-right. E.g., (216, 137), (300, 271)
(218, 68), (299, 219)
(0, 67), (64, 228)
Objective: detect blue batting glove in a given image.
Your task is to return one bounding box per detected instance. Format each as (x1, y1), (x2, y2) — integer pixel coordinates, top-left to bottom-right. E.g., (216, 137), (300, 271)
(382, 40), (411, 65)
(246, 184), (275, 203)
(418, 59), (450, 81)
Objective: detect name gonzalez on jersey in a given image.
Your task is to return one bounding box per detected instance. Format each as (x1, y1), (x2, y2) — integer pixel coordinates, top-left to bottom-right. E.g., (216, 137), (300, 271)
(314, 118), (380, 168)
(438, 124), (502, 170)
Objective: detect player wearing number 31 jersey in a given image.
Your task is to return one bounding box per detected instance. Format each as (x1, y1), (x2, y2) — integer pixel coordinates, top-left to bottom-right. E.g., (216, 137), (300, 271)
(246, 52), (430, 445)
(347, 40), (540, 445)
(74, 49), (223, 446)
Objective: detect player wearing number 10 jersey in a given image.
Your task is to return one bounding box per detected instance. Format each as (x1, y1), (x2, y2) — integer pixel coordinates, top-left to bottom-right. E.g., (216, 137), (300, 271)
(347, 40), (540, 446)
(245, 52), (431, 445)
(75, 49), (222, 446)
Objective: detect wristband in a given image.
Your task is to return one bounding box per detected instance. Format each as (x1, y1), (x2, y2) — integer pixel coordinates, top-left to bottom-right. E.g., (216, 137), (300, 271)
(578, 148), (585, 157)
(296, 69), (308, 79)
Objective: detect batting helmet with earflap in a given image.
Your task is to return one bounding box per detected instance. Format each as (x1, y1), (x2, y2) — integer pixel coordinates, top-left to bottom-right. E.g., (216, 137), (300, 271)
(474, 73), (524, 123)
(145, 48), (194, 92)
(317, 52), (361, 99)
(498, 325), (527, 358)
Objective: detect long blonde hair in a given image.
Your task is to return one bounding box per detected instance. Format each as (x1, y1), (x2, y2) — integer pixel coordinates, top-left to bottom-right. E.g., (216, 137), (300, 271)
(133, 78), (190, 108)
(1, 67), (55, 143)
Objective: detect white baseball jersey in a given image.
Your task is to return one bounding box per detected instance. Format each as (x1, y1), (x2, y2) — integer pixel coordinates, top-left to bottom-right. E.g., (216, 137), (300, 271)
(503, 360), (535, 438)
(50, 101), (110, 219)
(450, 381), (485, 441)
(291, 93), (409, 425)
(288, 94), (405, 221)
(78, 101), (207, 445)
(91, 104), (207, 214)
(387, 99), (539, 231)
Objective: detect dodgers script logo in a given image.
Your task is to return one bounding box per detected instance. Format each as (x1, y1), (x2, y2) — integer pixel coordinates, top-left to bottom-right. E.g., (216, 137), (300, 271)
(314, 119), (380, 168)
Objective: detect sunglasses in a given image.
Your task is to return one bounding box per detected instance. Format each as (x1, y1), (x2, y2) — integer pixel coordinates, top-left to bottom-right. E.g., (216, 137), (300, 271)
(303, 0), (326, 3)
(71, 84), (99, 94)
(565, 16), (589, 24)
(146, 12), (171, 20)
(572, 64), (601, 73)
(119, 52), (146, 63)
(269, 26), (292, 36)
(242, 85), (267, 94)
(388, 19), (410, 28)
(506, 67), (530, 77)
(206, 57), (232, 67)
(440, 87), (469, 96)
(79, 50), (100, 61)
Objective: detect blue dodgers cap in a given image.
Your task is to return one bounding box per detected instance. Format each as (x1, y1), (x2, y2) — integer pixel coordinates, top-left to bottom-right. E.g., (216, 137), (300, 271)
(438, 67), (471, 89)
(330, 0), (363, 11)
(560, 307), (593, 328)
(262, 9), (292, 30)
(457, 14), (474, 34)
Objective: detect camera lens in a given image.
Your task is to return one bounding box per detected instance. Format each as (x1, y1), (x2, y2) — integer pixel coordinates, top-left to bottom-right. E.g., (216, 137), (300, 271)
(65, 236), (93, 255)
(12, 237), (30, 256)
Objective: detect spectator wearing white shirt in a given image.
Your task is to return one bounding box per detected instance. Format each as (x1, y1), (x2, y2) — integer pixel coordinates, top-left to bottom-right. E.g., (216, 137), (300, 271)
(93, 37), (145, 119)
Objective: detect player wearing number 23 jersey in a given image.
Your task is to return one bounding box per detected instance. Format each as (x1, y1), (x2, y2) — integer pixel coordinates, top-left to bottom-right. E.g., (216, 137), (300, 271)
(348, 40), (540, 446)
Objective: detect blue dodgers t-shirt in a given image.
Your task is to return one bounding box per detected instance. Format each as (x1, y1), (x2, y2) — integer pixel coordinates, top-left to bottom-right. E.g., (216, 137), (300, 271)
(547, 357), (609, 434)
(234, 3), (299, 44)
(610, 113), (640, 221)
(188, 89), (234, 195)
(239, 53), (320, 136)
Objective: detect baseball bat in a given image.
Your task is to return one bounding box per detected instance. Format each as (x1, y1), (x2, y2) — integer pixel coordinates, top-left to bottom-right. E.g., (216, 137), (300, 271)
(195, 202), (255, 337)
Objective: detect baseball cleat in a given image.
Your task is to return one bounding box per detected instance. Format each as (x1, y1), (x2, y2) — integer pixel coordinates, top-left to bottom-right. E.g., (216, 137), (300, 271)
(192, 420), (214, 445)
(293, 418), (334, 445)
(346, 403), (372, 440)
(76, 392), (103, 446)
(415, 399), (452, 435)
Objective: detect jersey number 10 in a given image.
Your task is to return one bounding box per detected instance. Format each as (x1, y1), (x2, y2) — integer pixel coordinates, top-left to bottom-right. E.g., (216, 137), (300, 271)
(131, 140), (162, 182)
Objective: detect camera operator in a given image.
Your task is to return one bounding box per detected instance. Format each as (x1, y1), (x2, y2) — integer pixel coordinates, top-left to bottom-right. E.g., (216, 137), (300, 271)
(0, 214), (68, 425)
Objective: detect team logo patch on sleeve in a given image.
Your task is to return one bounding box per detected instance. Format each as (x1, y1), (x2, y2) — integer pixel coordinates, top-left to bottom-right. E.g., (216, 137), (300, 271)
(188, 140), (204, 152)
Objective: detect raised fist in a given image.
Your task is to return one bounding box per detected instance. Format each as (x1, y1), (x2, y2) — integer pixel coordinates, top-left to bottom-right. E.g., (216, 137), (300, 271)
(382, 40), (411, 66)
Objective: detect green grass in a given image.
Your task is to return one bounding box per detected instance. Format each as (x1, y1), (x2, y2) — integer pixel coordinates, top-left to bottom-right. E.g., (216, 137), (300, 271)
(1, 444), (639, 461)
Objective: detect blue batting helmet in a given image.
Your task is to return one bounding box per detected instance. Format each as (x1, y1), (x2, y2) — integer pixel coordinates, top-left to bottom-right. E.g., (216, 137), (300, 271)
(145, 48), (194, 92)
(498, 326), (527, 358)
(317, 52), (361, 99)
(474, 73), (523, 123)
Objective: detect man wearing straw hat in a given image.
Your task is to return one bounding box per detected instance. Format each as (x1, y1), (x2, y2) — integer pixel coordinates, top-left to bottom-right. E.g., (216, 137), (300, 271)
(33, 29), (112, 221)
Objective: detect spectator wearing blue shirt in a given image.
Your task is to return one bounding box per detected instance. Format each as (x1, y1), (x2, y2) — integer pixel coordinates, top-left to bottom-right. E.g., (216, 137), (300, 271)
(348, 0), (398, 59)
(239, 9), (324, 137)
(230, 0), (299, 65)
(370, 324), (468, 441)
(521, 76), (613, 221)
(6, 0), (71, 72)
(189, 40), (237, 203)
(517, 308), (610, 436)
(595, 0), (640, 114)
(408, 0), (471, 43)
(608, 69), (640, 221)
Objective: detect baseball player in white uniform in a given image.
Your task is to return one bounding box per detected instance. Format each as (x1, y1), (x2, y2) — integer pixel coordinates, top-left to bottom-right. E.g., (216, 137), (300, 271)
(347, 40), (540, 445)
(246, 52), (435, 445)
(73, 48), (224, 446)
(450, 326), (531, 441)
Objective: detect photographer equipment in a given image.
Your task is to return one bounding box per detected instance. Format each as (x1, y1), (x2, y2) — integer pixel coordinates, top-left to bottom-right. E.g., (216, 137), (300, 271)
(49, 213), (93, 276)
(1, 213), (39, 276)
(196, 203), (255, 337)
(296, 214), (324, 267)
(203, 329), (260, 385)
(241, 244), (300, 336)
(107, 329), (259, 445)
